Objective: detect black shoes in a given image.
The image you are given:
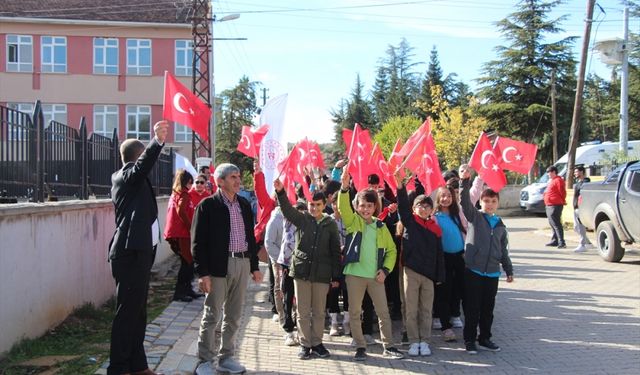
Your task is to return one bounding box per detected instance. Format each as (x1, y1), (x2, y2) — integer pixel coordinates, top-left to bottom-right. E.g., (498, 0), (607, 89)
(311, 344), (330, 358)
(298, 346), (311, 360)
(465, 341), (478, 354)
(545, 241), (559, 247)
(478, 339), (501, 352)
(354, 348), (367, 361)
(187, 290), (205, 299)
(173, 295), (193, 302)
(557, 243), (567, 249)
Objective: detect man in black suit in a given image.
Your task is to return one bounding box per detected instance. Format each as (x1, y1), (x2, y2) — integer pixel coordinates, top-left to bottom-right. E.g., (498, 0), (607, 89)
(107, 120), (168, 375)
(192, 163), (263, 375)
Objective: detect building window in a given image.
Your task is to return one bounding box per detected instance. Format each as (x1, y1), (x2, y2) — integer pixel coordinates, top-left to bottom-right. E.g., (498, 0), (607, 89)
(126, 105), (151, 140)
(42, 104), (68, 125)
(126, 39), (151, 75)
(6, 35), (33, 72)
(174, 122), (193, 142)
(175, 40), (193, 77)
(41, 36), (67, 73)
(94, 38), (118, 74)
(6, 103), (34, 140)
(93, 105), (119, 137)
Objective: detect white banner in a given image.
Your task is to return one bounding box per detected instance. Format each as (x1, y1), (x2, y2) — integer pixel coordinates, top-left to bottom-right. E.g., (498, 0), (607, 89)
(174, 152), (198, 178)
(259, 93), (288, 195)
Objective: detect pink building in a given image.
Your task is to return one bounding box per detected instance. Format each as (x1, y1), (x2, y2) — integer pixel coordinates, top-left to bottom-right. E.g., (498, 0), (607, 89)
(0, 0), (198, 154)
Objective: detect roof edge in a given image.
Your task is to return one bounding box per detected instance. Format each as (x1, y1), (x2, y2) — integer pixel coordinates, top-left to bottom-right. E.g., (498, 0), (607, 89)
(0, 16), (191, 29)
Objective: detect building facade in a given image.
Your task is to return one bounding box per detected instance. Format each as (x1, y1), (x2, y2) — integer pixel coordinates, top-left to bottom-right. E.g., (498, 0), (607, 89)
(0, 1), (199, 154)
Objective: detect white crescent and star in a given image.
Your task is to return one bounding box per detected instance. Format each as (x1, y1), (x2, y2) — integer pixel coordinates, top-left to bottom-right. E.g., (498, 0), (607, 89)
(501, 146), (517, 163)
(481, 150), (495, 169)
(240, 134), (251, 150)
(173, 93), (195, 116)
(298, 148), (306, 160)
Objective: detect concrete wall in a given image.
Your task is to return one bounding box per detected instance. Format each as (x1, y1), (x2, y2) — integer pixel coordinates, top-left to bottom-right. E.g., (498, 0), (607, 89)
(0, 196), (171, 354)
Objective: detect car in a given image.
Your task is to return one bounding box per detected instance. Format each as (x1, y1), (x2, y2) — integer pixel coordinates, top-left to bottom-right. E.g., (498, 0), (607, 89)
(578, 161), (640, 262)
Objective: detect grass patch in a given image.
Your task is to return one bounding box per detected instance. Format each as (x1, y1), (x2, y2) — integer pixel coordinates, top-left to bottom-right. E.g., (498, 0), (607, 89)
(0, 272), (175, 375)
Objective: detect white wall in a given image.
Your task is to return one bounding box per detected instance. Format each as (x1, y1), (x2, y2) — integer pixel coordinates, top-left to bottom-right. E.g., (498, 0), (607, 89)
(0, 197), (171, 355)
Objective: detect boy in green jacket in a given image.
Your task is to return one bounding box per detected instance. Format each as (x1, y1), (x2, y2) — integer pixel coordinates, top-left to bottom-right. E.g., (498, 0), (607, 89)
(274, 179), (342, 360)
(337, 169), (404, 361)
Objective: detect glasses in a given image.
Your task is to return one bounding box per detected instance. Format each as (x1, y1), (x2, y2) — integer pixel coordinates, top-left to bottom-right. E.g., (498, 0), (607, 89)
(195, 181), (205, 185)
(415, 204), (432, 210)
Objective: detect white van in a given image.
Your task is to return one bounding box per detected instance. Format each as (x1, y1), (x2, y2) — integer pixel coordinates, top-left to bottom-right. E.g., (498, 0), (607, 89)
(519, 140), (640, 213)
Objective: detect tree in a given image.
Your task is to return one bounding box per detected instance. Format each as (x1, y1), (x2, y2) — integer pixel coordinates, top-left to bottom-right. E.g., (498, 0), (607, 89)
(418, 46), (444, 120)
(330, 74), (375, 151)
(476, 0), (577, 166)
(216, 76), (258, 171)
(373, 115), (422, 157)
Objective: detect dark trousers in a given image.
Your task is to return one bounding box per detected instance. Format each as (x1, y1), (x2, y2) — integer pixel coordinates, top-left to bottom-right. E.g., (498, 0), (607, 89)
(174, 256), (194, 298)
(362, 292), (374, 335)
(385, 264), (402, 314)
(281, 267), (296, 333)
(546, 205), (565, 245)
(462, 268), (499, 343)
(435, 251), (465, 330)
(268, 257), (276, 310)
(326, 276), (348, 313)
(108, 249), (154, 375)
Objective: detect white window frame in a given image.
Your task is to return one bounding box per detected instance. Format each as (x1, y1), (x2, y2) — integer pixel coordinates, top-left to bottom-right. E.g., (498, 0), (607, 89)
(6, 35), (33, 72)
(126, 105), (151, 140)
(6, 103), (34, 140)
(93, 105), (119, 137)
(93, 37), (119, 75)
(175, 40), (193, 77)
(126, 39), (151, 75)
(41, 36), (67, 73)
(174, 122), (193, 142)
(42, 104), (68, 126)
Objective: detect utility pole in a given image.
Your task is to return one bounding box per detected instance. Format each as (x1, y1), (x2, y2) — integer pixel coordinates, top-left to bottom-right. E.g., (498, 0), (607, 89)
(551, 69), (558, 162)
(566, 0), (595, 188)
(619, 6), (629, 156)
(190, 0), (212, 164)
(261, 87), (269, 106)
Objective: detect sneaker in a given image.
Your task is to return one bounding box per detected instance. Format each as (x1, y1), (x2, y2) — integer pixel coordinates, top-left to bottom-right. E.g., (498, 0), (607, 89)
(312, 343), (330, 358)
(272, 313), (280, 322)
(364, 334), (376, 345)
(401, 331), (409, 345)
(298, 346), (312, 360)
(465, 341), (478, 355)
(329, 323), (340, 336)
(195, 361), (215, 375)
(443, 328), (456, 342)
(450, 316), (463, 328)
(419, 342), (431, 356)
(284, 332), (298, 346)
(408, 343), (420, 356)
(343, 321), (351, 336)
(573, 244), (587, 253)
(478, 339), (501, 352)
(557, 242), (567, 249)
(216, 357), (246, 374)
(383, 347), (404, 359)
(432, 318), (442, 329)
(545, 241), (559, 247)
(354, 347), (367, 361)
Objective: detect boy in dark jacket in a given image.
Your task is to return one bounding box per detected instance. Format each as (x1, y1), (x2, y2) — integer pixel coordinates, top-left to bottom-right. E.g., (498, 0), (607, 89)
(460, 170), (514, 354)
(274, 179), (342, 360)
(394, 171), (445, 357)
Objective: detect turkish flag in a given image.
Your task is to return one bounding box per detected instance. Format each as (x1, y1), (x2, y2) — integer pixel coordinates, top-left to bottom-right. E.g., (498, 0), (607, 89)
(399, 118), (431, 157)
(278, 142), (312, 201)
(369, 143), (397, 193)
(494, 136), (537, 174)
(237, 124), (269, 158)
(401, 133), (443, 195)
(469, 132), (506, 191)
(343, 124), (374, 191)
(298, 137), (325, 171)
(163, 71), (211, 141)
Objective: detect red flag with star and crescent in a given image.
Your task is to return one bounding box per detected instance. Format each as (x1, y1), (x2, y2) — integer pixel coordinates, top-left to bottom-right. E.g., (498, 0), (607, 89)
(162, 71), (211, 141)
(469, 132), (506, 191)
(342, 124), (375, 191)
(369, 142), (397, 193)
(400, 132), (444, 195)
(237, 124), (270, 158)
(494, 136), (537, 174)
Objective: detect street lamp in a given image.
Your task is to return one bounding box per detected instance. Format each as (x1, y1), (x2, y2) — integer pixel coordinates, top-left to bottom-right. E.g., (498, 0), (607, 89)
(209, 11), (241, 166)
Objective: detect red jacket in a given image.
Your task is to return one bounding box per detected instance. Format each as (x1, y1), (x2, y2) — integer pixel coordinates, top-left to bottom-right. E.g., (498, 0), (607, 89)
(164, 190), (193, 239)
(544, 175), (566, 206)
(189, 188), (210, 208)
(253, 171), (276, 244)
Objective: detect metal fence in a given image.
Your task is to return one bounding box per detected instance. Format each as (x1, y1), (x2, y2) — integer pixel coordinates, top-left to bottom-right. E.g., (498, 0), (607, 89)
(0, 100), (174, 202)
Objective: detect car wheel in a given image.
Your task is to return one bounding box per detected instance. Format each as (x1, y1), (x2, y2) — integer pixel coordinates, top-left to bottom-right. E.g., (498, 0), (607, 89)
(596, 221), (625, 262)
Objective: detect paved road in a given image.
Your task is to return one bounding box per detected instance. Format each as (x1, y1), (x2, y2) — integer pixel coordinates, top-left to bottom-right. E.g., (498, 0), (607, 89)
(99, 216), (640, 375)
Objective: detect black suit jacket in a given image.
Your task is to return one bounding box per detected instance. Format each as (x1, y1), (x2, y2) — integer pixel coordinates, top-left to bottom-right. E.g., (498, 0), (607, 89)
(191, 190), (259, 277)
(109, 138), (163, 260)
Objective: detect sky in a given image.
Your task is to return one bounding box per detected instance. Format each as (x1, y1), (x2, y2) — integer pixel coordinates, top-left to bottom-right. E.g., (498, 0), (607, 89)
(211, 0), (635, 144)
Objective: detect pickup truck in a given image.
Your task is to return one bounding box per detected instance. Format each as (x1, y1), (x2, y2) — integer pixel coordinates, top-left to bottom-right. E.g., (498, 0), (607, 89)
(578, 161), (640, 262)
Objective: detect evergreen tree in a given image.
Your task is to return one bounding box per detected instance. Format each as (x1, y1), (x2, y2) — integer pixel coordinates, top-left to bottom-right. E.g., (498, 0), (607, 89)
(476, 0), (577, 165)
(217, 76), (258, 171)
(330, 74), (375, 150)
